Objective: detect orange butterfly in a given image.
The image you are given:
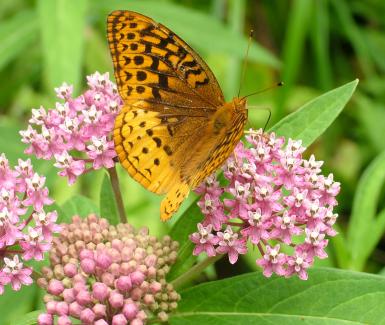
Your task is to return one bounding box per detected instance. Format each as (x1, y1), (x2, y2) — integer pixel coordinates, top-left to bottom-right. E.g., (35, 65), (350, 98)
(107, 10), (248, 220)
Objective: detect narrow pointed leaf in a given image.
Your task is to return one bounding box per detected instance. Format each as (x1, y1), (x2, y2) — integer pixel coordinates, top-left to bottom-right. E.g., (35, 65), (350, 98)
(271, 79), (358, 147)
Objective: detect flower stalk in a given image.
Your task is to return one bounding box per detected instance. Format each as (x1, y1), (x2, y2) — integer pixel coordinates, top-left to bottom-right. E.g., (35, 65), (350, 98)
(171, 254), (223, 290)
(107, 165), (127, 223)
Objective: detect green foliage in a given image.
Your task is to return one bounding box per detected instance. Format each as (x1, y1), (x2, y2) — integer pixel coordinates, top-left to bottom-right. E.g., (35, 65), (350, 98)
(0, 10), (38, 71)
(347, 150), (385, 271)
(271, 79), (359, 147)
(0, 0), (385, 322)
(61, 194), (99, 219)
(0, 285), (40, 325)
(13, 310), (42, 325)
(170, 268), (385, 324)
(167, 199), (203, 282)
(37, 0), (88, 91)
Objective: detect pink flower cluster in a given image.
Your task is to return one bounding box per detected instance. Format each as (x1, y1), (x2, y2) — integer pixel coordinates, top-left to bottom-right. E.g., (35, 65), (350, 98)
(38, 215), (180, 325)
(190, 129), (340, 280)
(20, 72), (122, 184)
(0, 154), (60, 293)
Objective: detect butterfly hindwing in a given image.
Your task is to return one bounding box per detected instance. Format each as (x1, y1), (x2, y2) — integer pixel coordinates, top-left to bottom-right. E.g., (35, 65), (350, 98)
(114, 102), (209, 195)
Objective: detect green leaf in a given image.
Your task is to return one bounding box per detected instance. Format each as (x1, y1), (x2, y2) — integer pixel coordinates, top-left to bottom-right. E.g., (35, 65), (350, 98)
(0, 10), (38, 71)
(94, 0), (280, 68)
(61, 195), (99, 219)
(13, 310), (42, 325)
(270, 79), (359, 147)
(45, 201), (68, 224)
(347, 149), (385, 271)
(167, 199), (203, 282)
(0, 285), (38, 325)
(170, 268), (385, 324)
(37, 0), (88, 91)
(99, 172), (119, 225)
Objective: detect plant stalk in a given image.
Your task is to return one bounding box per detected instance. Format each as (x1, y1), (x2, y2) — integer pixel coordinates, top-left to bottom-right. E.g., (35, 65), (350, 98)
(107, 165), (127, 223)
(171, 254), (223, 290)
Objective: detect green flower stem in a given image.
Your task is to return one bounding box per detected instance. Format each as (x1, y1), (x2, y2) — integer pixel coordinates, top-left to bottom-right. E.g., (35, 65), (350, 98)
(171, 254), (224, 290)
(32, 270), (42, 281)
(107, 165), (127, 223)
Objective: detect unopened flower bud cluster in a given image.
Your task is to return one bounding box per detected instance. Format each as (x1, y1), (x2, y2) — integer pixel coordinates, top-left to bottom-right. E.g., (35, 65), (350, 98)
(37, 215), (180, 325)
(20, 72), (122, 185)
(190, 129), (340, 280)
(0, 153), (60, 294)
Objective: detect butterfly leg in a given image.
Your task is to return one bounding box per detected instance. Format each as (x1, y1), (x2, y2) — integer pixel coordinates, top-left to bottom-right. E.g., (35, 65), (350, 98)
(160, 182), (190, 221)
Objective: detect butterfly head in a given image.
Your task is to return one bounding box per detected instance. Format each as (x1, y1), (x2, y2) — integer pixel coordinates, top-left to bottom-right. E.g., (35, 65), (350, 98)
(232, 96), (247, 112)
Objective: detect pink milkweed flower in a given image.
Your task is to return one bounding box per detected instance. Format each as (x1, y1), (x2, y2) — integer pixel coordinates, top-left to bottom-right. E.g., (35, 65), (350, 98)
(190, 223), (219, 257)
(216, 226), (247, 264)
(21, 72), (123, 185)
(33, 211), (61, 241)
(86, 136), (116, 169)
(198, 193), (227, 231)
(1, 255), (33, 291)
(0, 154), (58, 294)
(191, 129), (340, 280)
(54, 152), (85, 185)
(241, 208), (272, 244)
(256, 245), (286, 278)
(0, 208), (23, 248)
(24, 173), (53, 211)
(270, 211), (302, 244)
(286, 252), (313, 280)
(20, 227), (51, 260)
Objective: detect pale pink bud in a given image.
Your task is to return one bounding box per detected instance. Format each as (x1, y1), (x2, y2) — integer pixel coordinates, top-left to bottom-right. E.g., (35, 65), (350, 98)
(96, 252), (112, 270)
(69, 302), (83, 317)
(80, 258), (96, 274)
(131, 319), (144, 325)
(144, 254), (157, 267)
(80, 308), (95, 324)
(130, 271), (145, 286)
(46, 301), (57, 314)
(48, 279), (64, 295)
(110, 262), (120, 276)
(158, 311), (169, 322)
(116, 275), (132, 292)
(122, 302), (138, 320)
(109, 291), (124, 308)
(92, 282), (109, 301)
(147, 266), (157, 277)
(101, 272), (115, 286)
(150, 281), (162, 293)
(93, 303), (107, 317)
(79, 249), (94, 259)
(63, 263), (77, 277)
(111, 239), (123, 250)
(63, 288), (76, 303)
(57, 315), (72, 325)
(38, 313), (53, 325)
(131, 287), (143, 301)
(56, 302), (69, 316)
(95, 320), (109, 325)
(143, 294), (155, 305)
(112, 314), (127, 325)
(76, 289), (92, 305)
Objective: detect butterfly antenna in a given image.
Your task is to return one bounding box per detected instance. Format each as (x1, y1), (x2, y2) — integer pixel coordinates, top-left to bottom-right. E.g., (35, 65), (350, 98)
(241, 81), (284, 100)
(263, 109), (272, 132)
(238, 30), (254, 98)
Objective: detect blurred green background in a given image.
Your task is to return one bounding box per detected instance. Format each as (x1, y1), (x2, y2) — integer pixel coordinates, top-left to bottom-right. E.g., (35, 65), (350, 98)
(0, 0), (385, 322)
